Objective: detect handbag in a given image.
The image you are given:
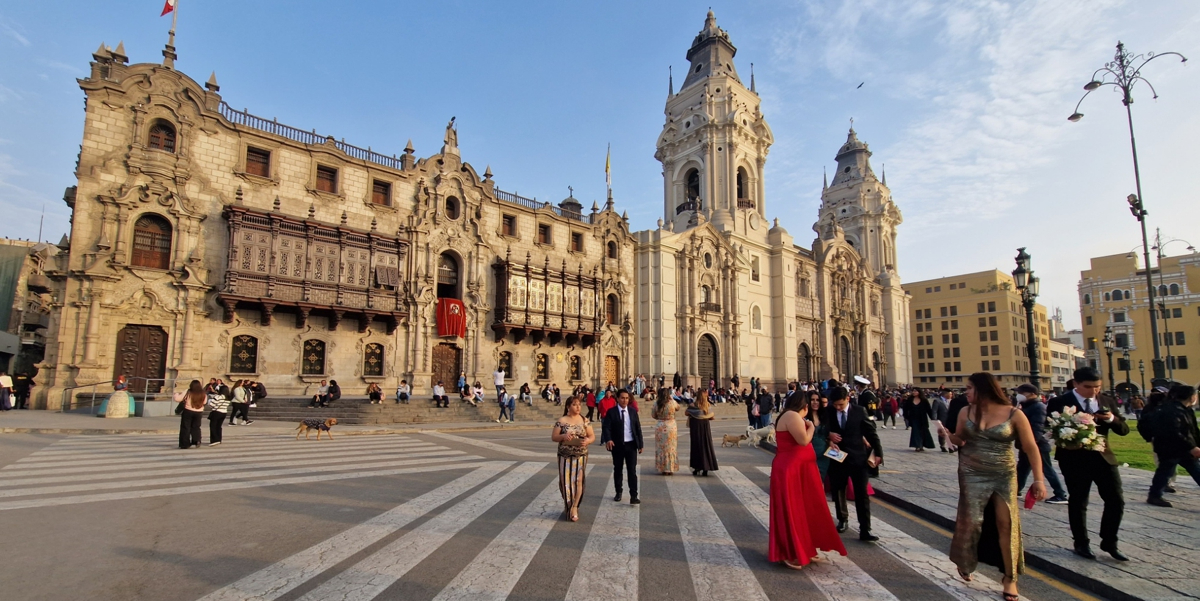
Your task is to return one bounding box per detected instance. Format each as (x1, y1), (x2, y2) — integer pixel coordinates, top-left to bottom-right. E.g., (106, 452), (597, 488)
(173, 390), (186, 415)
(752, 403), (760, 417)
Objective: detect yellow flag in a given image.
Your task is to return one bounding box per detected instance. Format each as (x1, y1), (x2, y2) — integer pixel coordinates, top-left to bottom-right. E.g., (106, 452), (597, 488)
(605, 144), (611, 188)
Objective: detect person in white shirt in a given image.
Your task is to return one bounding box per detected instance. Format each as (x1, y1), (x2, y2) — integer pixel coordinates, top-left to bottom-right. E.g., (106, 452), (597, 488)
(493, 368), (507, 402)
(432, 381), (448, 408)
(0, 371), (11, 411)
(469, 382), (484, 407)
(396, 380), (410, 404)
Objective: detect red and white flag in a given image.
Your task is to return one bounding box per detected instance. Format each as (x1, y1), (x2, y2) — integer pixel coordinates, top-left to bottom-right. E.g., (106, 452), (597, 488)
(160, 0), (176, 16)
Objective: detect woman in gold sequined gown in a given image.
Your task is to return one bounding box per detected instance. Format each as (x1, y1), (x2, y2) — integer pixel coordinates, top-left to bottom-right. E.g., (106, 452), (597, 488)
(552, 395), (595, 522)
(948, 373), (1046, 601)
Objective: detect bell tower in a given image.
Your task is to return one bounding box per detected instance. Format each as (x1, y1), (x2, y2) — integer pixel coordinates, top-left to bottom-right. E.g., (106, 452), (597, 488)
(815, 126), (903, 277)
(655, 10), (774, 233)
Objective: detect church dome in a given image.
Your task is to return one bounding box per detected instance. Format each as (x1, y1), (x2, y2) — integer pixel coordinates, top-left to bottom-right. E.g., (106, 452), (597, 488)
(558, 192), (583, 216)
(769, 218), (788, 235)
(835, 127), (869, 161)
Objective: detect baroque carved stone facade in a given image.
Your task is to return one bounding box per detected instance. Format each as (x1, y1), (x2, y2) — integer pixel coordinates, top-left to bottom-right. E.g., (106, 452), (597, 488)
(633, 12), (912, 389)
(36, 43), (635, 408)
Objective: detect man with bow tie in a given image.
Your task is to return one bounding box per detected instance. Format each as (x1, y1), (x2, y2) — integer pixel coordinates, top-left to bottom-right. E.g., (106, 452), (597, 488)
(1046, 367), (1130, 561)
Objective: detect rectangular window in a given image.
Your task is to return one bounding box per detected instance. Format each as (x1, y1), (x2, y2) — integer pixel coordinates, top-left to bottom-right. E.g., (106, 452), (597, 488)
(1117, 358), (1130, 371)
(1177, 332), (1186, 346)
(926, 287), (932, 293)
(501, 214), (516, 236)
(1181, 356), (1190, 369)
(943, 348), (951, 358)
(941, 321), (949, 331)
(246, 147), (270, 177)
(993, 360), (1000, 370)
(989, 316), (998, 327)
(954, 361), (961, 372)
(952, 347), (960, 357)
(991, 345), (1000, 355)
(1115, 333), (1128, 348)
(919, 363), (926, 373)
(990, 330), (998, 341)
(1113, 312), (1126, 323)
(1086, 316), (1092, 325)
(934, 286), (941, 292)
(316, 165), (338, 193)
(570, 232), (584, 253)
(1088, 339), (1096, 350)
(977, 302), (986, 313)
(951, 320), (958, 330)
(941, 307), (948, 317)
(979, 331), (988, 342)
(982, 361), (990, 370)
(981, 346), (990, 356)
(751, 256), (761, 282)
(1174, 308), (1183, 318)
(950, 306), (958, 316)
(978, 317), (987, 327)
(924, 309), (932, 319)
(988, 301), (996, 312)
(952, 333), (959, 343)
(944, 362), (952, 372)
(537, 224), (552, 245)
(950, 283), (957, 290)
(917, 350), (924, 359)
(916, 310), (923, 320)
(371, 180), (391, 206)
(942, 334), (950, 344)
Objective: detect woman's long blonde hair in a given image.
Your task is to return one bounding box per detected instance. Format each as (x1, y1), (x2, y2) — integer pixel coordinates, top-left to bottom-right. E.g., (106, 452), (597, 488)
(695, 390), (711, 413)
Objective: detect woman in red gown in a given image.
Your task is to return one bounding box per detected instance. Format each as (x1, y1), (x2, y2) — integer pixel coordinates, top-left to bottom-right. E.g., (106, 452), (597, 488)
(769, 393), (847, 569)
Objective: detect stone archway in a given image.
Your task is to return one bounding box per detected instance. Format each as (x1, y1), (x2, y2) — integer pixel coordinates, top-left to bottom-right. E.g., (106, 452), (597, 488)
(798, 343), (812, 382)
(698, 334), (719, 387)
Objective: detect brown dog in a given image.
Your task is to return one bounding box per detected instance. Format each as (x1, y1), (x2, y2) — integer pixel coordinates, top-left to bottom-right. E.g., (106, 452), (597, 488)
(296, 417), (338, 440)
(721, 433), (747, 447)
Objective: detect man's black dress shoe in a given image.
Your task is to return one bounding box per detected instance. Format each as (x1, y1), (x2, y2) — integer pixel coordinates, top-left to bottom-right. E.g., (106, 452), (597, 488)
(1073, 543), (1096, 560)
(1100, 542), (1129, 561)
(837, 520), (848, 533)
(614, 492), (622, 502)
(859, 531), (879, 542)
(630, 496), (641, 505)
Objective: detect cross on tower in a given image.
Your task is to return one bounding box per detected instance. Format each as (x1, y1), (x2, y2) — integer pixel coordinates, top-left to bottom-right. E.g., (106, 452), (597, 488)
(568, 186), (573, 197)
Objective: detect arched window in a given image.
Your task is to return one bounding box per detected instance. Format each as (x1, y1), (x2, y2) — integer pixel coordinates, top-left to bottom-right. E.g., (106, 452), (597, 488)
(751, 256), (760, 282)
(147, 120), (176, 153)
(445, 196), (460, 220)
(1170, 283), (1180, 296)
(1125, 289), (1132, 300)
(131, 214), (172, 269)
(536, 353), (549, 379)
(498, 351), (512, 379)
(797, 343), (812, 382)
(363, 343), (384, 377)
(701, 285), (711, 304)
(1083, 293), (1091, 304)
(607, 241), (617, 259)
(301, 339), (326, 375)
(736, 167), (747, 201)
(685, 169), (700, 200)
(1159, 285), (1168, 297)
(230, 335), (258, 374)
(569, 355), (581, 381)
(751, 305), (762, 330)
(1104, 292), (1111, 301)
(606, 294), (619, 326)
(437, 253), (460, 299)
(1111, 289), (1123, 301)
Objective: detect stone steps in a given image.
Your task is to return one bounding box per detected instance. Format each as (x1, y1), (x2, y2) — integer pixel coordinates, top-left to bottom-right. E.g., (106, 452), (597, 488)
(243, 396), (567, 425)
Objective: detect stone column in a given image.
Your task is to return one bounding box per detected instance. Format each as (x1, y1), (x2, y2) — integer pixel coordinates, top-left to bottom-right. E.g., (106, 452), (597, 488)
(179, 300), (195, 367)
(82, 289), (102, 364)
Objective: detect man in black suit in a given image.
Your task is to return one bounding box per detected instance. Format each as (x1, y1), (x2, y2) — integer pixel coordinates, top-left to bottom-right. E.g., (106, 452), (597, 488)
(823, 386), (883, 542)
(602, 389), (643, 504)
(1046, 367), (1130, 561)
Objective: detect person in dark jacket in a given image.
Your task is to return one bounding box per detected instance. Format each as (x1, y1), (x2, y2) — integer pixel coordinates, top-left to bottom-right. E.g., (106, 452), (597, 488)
(1147, 385), (1200, 507)
(1014, 383), (1068, 504)
(756, 389), (775, 429)
(944, 391), (970, 435)
(601, 390), (644, 504)
(906, 390), (936, 451)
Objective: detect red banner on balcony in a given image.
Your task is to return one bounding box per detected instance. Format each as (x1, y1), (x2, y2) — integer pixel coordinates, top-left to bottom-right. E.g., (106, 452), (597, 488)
(437, 298), (466, 338)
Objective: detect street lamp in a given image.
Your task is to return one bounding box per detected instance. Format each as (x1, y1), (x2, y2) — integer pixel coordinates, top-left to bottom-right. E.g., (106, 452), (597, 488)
(1150, 232), (1195, 381)
(1069, 41), (1187, 380)
(1012, 248), (1041, 386)
(1138, 359), (1146, 395)
(1103, 326), (1116, 392)
(1122, 348), (1132, 399)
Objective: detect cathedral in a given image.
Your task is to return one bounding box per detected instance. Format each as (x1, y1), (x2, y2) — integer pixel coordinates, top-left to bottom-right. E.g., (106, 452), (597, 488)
(33, 11), (910, 409)
(632, 12), (911, 389)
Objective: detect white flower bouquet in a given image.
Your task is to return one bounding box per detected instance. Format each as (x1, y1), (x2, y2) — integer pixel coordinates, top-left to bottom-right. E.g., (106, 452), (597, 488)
(1047, 406), (1106, 452)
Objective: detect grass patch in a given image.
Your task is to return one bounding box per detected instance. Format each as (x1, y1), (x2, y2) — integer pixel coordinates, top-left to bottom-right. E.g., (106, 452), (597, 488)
(1105, 419), (1186, 474)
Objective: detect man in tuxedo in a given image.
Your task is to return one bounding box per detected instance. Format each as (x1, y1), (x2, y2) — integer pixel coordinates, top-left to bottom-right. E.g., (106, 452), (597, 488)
(823, 386), (883, 542)
(602, 389), (643, 504)
(1046, 367), (1130, 561)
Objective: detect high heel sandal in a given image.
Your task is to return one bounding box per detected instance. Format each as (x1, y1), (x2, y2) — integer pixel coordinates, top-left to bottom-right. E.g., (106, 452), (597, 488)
(1001, 576), (1018, 601)
(782, 559), (804, 570)
(570, 509), (579, 522)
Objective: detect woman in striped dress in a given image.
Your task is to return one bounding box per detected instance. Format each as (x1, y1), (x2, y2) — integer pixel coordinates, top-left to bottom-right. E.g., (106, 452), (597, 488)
(551, 395), (594, 522)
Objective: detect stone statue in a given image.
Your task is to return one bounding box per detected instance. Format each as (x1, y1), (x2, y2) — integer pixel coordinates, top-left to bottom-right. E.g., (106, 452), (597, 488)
(444, 117), (457, 149)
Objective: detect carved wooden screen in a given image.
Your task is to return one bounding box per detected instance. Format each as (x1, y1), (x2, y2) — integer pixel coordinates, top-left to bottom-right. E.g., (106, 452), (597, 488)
(302, 339), (326, 375)
(230, 335), (258, 374)
(363, 343), (384, 377)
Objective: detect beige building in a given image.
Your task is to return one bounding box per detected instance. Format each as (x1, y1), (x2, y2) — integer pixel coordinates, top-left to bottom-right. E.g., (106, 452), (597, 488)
(0, 239), (58, 374)
(905, 270), (1050, 387)
(633, 12), (912, 389)
(1079, 251), (1200, 393)
(35, 39), (638, 409)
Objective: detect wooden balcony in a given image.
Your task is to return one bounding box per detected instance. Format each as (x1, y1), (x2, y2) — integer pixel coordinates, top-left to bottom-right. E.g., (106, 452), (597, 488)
(491, 258), (602, 348)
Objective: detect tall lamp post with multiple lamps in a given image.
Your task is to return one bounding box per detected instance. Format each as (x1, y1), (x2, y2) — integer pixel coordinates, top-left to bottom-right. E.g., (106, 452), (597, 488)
(1150, 233), (1196, 381)
(1069, 41), (1187, 380)
(1012, 248), (1041, 386)
(1139, 359), (1146, 395)
(1103, 327), (1116, 392)
(1122, 348), (1132, 398)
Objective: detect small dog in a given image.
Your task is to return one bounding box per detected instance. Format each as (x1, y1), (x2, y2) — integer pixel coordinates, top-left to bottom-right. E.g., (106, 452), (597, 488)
(296, 418), (338, 440)
(721, 434), (747, 447)
(746, 425), (776, 447)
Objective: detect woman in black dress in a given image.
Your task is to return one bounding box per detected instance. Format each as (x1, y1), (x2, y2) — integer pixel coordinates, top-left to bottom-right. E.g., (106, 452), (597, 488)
(688, 390), (719, 476)
(908, 389), (937, 452)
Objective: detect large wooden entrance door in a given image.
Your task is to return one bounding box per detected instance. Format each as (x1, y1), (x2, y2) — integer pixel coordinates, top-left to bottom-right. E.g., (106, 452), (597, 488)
(431, 343), (462, 389)
(697, 334), (718, 386)
(603, 355), (619, 387)
(114, 325), (168, 393)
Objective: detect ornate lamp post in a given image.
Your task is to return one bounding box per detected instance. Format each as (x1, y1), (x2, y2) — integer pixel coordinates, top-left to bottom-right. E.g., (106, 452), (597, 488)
(1069, 41), (1187, 380)
(1012, 248), (1041, 386)
(1103, 326), (1116, 392)
(1122, 348), (1132, 398)
(1150, 233), (1195, 381)
(1139, 359), (1146, 395)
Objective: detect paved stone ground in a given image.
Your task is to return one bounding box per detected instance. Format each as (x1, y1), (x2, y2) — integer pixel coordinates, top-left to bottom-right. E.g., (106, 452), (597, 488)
(871, 425), (1200, 601)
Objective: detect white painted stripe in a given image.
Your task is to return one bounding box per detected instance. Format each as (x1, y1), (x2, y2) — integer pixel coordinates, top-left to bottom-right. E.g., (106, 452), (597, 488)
(719, 467), (899, 601)
(296, 462), (546, 601)
(433, 464), (594, 601)
(20, 436), (430, 460)
(29, 433), (423, 452)
(0, 458), (488, 511)
(0, 448), (461, 487)
(564, 466), (639, 601)
(756, 466), (1002, 601)
(196, 462), (511, 601)
(0, 452), (470, 498)
(4, 441), (441, 472)
(667, 473), (769, 601)
(420, 431), (557, 458)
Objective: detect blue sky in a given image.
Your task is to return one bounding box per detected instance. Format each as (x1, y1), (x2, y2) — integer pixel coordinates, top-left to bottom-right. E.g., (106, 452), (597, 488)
(1, 0), (1197, 328)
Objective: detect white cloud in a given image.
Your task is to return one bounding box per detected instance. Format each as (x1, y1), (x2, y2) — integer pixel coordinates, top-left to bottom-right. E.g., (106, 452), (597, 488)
(0, 17), (30, 47)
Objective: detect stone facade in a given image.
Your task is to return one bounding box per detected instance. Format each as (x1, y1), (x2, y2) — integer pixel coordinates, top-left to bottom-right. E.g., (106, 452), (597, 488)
(633, 12), (912, 390)
(36, 44), (636, 409)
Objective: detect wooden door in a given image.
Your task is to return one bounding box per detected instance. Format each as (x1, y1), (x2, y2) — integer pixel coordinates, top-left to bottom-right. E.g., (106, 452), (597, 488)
(113, 325), (168, 393)
(697, 335), (718, 386)
(603, 355), (619, 387)
(431, 343), (461, 389)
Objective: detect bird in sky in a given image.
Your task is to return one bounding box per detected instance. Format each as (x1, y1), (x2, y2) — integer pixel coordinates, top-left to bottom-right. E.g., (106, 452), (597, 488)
(857, 82), (864, 89)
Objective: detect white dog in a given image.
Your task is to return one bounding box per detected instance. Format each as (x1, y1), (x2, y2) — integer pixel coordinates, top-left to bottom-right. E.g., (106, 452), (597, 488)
(746, 424), (776, 447)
